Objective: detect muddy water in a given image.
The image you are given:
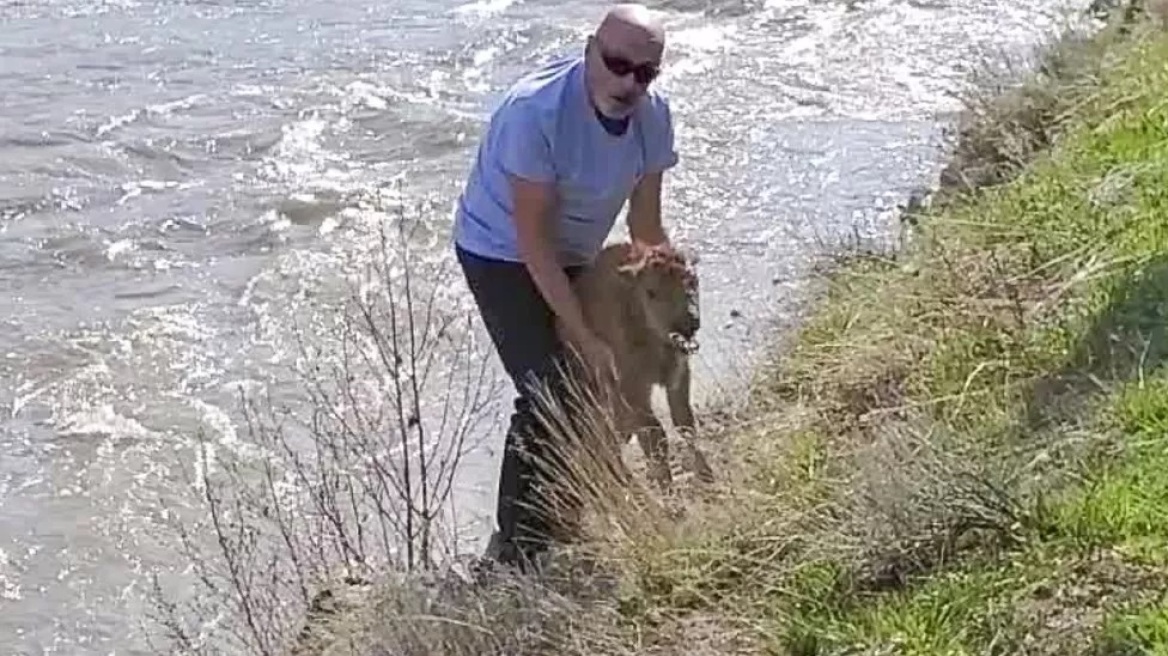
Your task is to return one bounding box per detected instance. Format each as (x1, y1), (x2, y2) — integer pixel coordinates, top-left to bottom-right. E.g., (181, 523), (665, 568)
(0, 0), (1095, 652)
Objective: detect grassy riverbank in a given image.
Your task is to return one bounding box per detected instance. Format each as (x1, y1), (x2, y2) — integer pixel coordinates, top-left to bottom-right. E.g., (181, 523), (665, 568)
(601, 8), (1168, 654)
(302, 7), (1168, 656)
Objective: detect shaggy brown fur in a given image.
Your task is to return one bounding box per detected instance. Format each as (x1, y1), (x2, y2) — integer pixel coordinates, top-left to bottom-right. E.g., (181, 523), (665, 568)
(559, 241), (716, 492)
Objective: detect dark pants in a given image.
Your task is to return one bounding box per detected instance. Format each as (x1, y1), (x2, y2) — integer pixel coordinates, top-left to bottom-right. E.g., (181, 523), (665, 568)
(455, 243), (586, 570)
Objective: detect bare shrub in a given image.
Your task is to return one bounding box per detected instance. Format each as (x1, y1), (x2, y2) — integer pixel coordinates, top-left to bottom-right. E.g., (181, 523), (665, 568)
(144, 196), (503, 655)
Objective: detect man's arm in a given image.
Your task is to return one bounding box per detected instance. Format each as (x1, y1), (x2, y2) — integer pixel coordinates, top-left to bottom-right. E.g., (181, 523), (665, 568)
(627, 96), (679, 248)
(626, 171), (668, 247)
(492, 101), (596, 349)
(510, 174), (595, 349)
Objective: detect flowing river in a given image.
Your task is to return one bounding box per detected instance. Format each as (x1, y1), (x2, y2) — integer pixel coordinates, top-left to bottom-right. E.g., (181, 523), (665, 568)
(1, 0), (1096, 652)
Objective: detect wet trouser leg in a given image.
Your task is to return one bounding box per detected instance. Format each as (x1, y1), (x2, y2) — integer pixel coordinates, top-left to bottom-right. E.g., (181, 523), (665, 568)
(455, 243), (584, 569)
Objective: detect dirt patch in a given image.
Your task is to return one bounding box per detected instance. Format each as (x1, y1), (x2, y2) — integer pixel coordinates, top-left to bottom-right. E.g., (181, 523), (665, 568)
(1014, 550), (1168, 656)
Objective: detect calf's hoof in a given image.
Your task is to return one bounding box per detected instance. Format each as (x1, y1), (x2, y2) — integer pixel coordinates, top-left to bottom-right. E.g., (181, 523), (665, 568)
(692, 451), (716, 485)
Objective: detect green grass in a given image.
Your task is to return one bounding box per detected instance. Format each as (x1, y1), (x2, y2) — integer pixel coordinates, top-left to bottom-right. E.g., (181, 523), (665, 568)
(1098, 598), (1168, 655)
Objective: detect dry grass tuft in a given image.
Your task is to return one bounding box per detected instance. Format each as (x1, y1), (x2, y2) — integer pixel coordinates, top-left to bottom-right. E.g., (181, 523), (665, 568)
(936, 16), (1124, 202)
(830, 419), (1029, 591)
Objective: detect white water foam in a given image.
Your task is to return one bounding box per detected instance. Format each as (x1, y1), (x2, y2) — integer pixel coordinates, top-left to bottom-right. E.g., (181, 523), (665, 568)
(452, 0), (519, 18)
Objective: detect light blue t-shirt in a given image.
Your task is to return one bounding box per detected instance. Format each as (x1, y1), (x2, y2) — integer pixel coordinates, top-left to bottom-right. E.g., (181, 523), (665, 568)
(453, 55), (679, 266)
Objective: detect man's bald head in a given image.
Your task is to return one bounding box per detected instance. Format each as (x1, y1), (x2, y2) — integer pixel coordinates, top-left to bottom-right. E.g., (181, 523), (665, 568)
(584, 3), (668, 119)
(596, 3), (666, 48)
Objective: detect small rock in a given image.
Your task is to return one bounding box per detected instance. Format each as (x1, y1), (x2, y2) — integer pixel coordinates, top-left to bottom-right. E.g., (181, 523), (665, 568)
(729, 309), (742, 319)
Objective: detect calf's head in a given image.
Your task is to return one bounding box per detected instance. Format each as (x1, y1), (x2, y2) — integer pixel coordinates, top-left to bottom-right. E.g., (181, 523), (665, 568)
(617, 244), (701, 354)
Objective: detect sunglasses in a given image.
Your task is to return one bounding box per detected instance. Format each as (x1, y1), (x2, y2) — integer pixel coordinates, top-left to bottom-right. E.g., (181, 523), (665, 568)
(598, 49), (660, 85)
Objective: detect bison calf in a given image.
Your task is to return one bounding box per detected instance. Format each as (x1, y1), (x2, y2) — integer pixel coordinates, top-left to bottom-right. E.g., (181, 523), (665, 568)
(559, 241), (716, 492)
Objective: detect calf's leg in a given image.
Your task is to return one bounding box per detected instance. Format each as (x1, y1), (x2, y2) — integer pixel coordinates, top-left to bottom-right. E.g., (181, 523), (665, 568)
(666, 357), (715, 484)
(622, 382), (673, 493)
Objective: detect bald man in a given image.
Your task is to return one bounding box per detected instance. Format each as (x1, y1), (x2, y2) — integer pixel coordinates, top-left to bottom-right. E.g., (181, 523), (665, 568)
(452, 4), (680, 572)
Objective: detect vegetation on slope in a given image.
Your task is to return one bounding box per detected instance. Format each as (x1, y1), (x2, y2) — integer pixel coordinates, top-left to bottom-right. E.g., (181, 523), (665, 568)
(603, 8), (1168, 654)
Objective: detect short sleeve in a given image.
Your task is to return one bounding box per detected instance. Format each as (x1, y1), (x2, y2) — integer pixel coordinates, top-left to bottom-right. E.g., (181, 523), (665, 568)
(492, 100), (556, 184)
(643, 95), (680, 175)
